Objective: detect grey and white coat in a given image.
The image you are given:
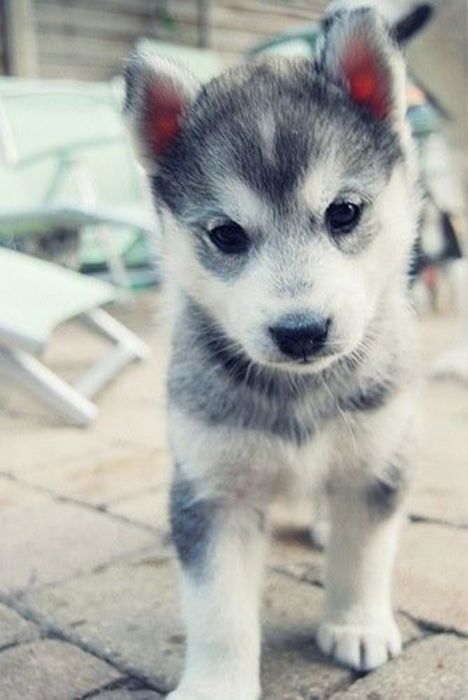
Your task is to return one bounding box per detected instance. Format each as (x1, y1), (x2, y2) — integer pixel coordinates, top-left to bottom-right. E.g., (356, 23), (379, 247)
(125, 6), (421, 699)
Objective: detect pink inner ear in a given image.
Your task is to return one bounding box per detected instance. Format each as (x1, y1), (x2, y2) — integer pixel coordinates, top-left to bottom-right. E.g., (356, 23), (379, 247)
(342, 38), (390, 119)
(144, 82), (184, 156)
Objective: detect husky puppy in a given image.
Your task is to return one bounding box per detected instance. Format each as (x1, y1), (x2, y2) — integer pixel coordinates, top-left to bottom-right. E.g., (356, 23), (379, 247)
(125, 7), (420, 699)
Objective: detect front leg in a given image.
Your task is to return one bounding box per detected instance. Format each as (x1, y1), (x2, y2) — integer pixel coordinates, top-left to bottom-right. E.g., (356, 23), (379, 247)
(317, 463), (408, 672)
(167, 474), (267, 700)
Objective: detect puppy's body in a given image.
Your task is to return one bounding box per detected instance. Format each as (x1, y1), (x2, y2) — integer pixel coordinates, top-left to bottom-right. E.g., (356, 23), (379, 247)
(126, 9), (420, 699)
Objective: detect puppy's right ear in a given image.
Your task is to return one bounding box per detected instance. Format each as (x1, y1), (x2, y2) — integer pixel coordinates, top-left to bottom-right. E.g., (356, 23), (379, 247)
(124, 51), (200, 174)
(321, 9), (406, 124)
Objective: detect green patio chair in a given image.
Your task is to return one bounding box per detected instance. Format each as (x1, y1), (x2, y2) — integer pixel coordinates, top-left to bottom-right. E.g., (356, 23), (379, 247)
(0, 77), (158, 285)
(0, 247), (148, 426)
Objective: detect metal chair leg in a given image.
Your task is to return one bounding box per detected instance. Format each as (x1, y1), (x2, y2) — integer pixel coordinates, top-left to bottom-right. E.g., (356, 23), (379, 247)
(0, 347), (97, 426)
(74, 308), (150, 399)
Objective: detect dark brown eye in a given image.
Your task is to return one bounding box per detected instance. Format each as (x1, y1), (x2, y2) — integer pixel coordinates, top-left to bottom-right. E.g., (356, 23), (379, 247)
(208, 222), (250, 254)
(326, 202), (361, 235)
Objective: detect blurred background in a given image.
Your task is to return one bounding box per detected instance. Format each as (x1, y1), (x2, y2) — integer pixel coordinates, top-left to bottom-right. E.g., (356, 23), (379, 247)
(0, 1), (465, 157)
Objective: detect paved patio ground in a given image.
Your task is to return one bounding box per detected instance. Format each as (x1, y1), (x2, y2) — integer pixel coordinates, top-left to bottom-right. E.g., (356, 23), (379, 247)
(0, 290), (467, 699)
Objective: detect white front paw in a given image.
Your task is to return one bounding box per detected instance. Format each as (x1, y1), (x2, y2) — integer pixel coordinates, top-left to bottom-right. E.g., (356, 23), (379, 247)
(317, 618), (401, 671)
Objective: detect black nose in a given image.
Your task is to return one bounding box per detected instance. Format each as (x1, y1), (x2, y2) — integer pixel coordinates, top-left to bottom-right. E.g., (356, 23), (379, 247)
(269, 315), (331, 360)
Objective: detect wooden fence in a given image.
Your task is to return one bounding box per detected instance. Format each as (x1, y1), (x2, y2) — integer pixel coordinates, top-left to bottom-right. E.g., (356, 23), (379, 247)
(0, 0), (328, 81)
(0, 5), (5, 75)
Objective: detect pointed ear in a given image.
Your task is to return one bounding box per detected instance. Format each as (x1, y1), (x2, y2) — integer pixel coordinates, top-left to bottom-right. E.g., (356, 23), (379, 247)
(124, 51), (200, 174)
(321, 8), (406, 124)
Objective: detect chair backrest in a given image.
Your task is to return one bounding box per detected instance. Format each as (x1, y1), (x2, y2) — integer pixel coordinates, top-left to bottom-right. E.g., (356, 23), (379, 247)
(0, 77), (154, 267)
(0, 78), (146, 209)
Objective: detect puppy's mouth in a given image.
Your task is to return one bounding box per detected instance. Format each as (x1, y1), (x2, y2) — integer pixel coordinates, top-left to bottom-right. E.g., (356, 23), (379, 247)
(236, 329), (353, 373)
(195, 303), (359, 380)
(202, 330), (343, 389)
(256, 345), (345, 374)
(246, 325), (372, 375)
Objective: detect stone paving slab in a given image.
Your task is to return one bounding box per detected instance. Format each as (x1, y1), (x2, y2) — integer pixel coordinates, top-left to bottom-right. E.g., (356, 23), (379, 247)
(94, 399), (167, 452)
(108, 488), (169, 531)
(0, 603), (38, 650)
(270, 525), (324, 586)
(24, 556), (182, 691)
(90, 312), (169, 449)
(23, 553), (422, 698)
(408, 382), (468, 527)
(0, 422), (123, 475)
(9, 444), (170, 510)
(0, 479), (156, 594)
(394, 523), (468, 633)
(0, 638), (122, 700)
(395, 523), (468, 634)
(45, 319), (112, 374)
(94, 690), (163, 700)
(332, 634), (468, 700)
(413, 315), (468, 526)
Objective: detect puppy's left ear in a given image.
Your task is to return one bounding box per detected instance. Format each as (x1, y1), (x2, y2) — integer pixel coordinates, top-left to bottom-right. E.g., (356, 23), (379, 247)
(321, 8), (406, 124)
(124, 50), (200, 174)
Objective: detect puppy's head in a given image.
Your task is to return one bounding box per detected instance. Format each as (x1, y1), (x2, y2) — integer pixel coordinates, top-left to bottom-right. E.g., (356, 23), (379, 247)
(125, 9), (417, 373)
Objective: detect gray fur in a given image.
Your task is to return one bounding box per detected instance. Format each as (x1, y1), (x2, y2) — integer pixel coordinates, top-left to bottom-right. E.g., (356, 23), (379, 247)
(339, 379), (395, 412)
(170, 471), (217, 576)
(367, 462), (409, 518)
(329, 209), (381, 255)
(168, 298), (401, 445)
(125, 9), (421, 690)
(152, 58), (402, 265)
(155, 58), (400, 208)
(192, 228), (253, 280)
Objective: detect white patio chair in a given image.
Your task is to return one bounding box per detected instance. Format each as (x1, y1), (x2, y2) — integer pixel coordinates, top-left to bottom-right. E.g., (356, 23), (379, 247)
(0, 247), (149, 426)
